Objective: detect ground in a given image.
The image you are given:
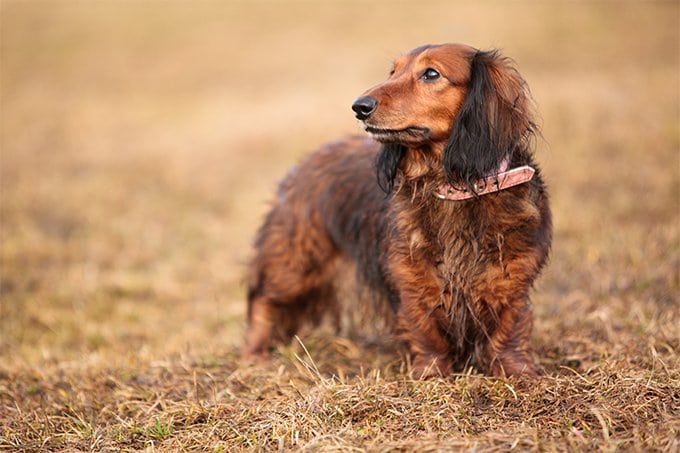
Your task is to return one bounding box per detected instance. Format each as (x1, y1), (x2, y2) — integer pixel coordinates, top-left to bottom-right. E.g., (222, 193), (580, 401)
(1, 1), (678, 451)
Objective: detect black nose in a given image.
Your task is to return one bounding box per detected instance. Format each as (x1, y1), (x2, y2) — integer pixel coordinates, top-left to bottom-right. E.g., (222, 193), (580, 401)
(351, 96), (377, 120)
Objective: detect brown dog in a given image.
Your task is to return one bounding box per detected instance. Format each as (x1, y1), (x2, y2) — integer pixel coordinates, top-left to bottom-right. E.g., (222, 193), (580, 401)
(242, 43), (551, 378)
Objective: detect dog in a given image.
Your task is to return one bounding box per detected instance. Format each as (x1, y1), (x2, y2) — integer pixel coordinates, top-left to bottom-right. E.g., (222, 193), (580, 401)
(241, 43), (551, 378)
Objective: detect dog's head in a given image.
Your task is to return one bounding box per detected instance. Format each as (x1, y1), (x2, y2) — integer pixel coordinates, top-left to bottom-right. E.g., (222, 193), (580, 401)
(353, 44), (536, 193)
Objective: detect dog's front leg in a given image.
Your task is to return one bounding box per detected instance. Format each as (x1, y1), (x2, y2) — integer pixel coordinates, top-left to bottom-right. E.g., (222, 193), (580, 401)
(389, 254), (451, 379)
(487, 300), (538, 377)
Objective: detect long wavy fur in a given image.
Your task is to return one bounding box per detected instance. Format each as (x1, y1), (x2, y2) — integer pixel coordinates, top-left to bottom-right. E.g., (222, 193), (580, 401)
(444, 50), (537, 191)
(375, 143), (406, 194)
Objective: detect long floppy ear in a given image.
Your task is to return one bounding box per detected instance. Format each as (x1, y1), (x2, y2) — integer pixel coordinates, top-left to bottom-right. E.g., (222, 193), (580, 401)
(375, 143), (406, 194)
(443, 49), (536, 190)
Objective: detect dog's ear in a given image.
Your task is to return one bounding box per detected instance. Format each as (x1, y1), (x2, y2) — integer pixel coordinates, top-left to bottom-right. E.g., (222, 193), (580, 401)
(375, 143), (406, 194)
(443, 50), (535, 190)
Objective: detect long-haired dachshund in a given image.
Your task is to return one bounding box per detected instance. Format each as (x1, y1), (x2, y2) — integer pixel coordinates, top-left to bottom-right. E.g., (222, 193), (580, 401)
(242, 43), (552, 378)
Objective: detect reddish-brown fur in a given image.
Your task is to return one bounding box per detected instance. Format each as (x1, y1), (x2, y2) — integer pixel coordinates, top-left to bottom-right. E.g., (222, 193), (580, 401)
(242, 44), (552, 378)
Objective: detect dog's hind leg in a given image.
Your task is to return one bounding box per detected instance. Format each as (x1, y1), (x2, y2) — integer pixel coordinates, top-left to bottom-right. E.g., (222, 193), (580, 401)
(242, 275), (338, 359)
(241, 212), (340, 359)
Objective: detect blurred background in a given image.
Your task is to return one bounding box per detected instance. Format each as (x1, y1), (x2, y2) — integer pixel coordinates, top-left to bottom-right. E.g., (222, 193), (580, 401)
(1, 1), (678, 367)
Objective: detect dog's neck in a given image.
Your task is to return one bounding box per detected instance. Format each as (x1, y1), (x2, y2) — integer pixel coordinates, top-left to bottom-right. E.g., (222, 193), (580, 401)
(391, 144), (535, 200)
(397, 147), (439, 181)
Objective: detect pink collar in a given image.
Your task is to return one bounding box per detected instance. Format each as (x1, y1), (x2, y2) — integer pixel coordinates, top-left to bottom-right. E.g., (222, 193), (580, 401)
(435, 157), (535, 201)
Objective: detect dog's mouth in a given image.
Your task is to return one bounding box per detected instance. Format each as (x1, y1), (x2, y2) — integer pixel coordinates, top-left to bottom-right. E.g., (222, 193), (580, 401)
(362, 124), (430, 142)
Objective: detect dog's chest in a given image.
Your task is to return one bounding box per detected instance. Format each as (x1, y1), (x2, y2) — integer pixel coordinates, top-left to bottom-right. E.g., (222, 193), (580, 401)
(397, 186), (542, 290)
(435, 221), (497, 289)
(414, 199), (525, 290)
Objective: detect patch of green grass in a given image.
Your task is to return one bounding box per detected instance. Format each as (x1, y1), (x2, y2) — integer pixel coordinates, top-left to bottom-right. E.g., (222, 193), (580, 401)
(146, 418), (173, 441)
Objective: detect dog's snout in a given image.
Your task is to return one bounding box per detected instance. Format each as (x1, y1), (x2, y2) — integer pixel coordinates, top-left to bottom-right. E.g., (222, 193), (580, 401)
(351, 96), (378, 120)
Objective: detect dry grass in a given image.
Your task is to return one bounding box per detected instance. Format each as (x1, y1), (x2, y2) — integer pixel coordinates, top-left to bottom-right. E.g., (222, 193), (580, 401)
(1, 1), (679, 451)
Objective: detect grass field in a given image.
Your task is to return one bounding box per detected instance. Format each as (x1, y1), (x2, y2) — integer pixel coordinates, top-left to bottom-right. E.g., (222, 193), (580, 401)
(1, 1), (679, 451)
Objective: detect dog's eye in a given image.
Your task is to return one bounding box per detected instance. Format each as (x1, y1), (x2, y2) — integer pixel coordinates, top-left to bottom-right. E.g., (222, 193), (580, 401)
(422, 68), (441, 82)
